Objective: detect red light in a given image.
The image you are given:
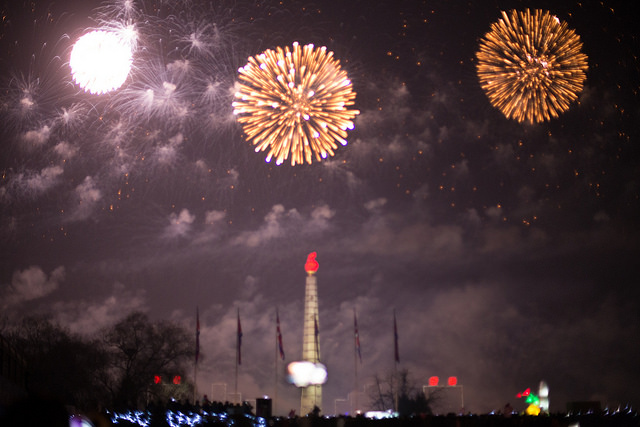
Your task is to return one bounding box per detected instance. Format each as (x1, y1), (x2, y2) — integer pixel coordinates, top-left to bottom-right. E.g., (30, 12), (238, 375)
(305, 252), (319, 274)
(447, 376), (457, 386)
(517, 388), (531, 398)
(173, 375), (181, 385)
(428, 376), (439, 386)
(153, 375), (161, 384)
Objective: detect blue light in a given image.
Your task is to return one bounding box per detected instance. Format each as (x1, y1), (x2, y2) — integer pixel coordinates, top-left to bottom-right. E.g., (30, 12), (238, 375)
(108, 410), (151, 427)
(109, 409), (256, 427)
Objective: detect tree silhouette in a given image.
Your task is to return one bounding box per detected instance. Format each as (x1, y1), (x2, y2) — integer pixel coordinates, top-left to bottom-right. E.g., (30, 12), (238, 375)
(3, 312), (195, 411)
(98, 311), (194, 409)
(3, 316), (106, 410)
(369, 368), (438, 416)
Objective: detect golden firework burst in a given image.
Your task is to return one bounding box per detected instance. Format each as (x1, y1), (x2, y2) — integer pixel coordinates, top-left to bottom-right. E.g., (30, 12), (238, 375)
(232, 42), (359, 166)
(476, 9), (588, 124)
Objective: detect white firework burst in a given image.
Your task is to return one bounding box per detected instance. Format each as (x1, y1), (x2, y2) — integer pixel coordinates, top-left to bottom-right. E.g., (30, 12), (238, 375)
(70, 29), (136, 95)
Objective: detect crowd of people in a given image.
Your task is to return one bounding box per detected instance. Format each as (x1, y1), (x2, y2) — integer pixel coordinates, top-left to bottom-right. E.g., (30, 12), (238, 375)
(2, 393), (638, 427)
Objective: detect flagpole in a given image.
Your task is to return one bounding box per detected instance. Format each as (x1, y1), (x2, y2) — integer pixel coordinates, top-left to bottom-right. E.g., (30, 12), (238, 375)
(193, 358), (198, 404)
(353, 308), (359, 414)
(393, 308), (398, 412)
(274, 308), (279, 416)
(235, 307), (239, 403)
(194, 306), (199, 404)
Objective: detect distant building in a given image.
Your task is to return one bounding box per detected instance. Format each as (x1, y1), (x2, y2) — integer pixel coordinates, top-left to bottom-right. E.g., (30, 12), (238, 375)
(210, 383), (227, 403)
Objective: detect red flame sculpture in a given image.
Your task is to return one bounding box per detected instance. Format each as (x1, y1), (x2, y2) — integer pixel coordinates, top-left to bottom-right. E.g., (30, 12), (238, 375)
(305, 252), (319, 274)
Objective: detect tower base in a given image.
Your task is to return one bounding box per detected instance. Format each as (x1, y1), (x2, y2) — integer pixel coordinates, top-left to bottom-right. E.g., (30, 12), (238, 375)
(301, 384), (322, 416)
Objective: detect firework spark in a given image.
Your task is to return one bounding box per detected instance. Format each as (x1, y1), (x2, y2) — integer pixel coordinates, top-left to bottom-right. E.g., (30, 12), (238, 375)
(232, 42), (359, 166)
(476, 9), (588, 124)
(70, 29), (136, 95)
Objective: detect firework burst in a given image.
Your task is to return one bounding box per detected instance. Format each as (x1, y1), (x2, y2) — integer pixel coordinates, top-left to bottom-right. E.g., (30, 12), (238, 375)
(70, 29), (136, 95)
(476, 9), (588, 124)
(232, 42), (360, 166)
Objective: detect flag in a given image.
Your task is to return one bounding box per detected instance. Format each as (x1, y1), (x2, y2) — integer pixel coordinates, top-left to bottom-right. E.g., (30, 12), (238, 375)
(354, 310), (362, 363)
(276, 309), (285, 360)
(237, 309), (243, 365)
(393, 310), (399, 363)
(195, 307), (200, 364)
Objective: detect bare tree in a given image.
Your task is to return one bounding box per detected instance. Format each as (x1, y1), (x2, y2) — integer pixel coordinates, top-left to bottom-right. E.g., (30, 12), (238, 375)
(4, 315), (107, 410)
(368, 368), (439, 416)
(3, 312), (194, 411)
(370, 371), (396, 411)
(97, 311), (194, 409)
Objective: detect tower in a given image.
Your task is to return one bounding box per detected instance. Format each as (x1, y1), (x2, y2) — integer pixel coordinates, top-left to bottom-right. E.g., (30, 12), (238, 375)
(301, 252), (321, 415)
(538, 380), (549, 414)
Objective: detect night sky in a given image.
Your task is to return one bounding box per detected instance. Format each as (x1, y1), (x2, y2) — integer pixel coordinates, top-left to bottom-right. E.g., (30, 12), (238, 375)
(1, 0), (639, 415)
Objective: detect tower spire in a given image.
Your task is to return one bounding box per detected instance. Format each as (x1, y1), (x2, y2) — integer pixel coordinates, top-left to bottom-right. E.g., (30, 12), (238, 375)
(301, 252), (322, 415)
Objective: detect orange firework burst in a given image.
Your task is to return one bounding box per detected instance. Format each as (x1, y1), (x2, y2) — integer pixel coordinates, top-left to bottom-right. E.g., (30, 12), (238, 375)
(232, 42), (359, 166)
(476, 9), (588, 124)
